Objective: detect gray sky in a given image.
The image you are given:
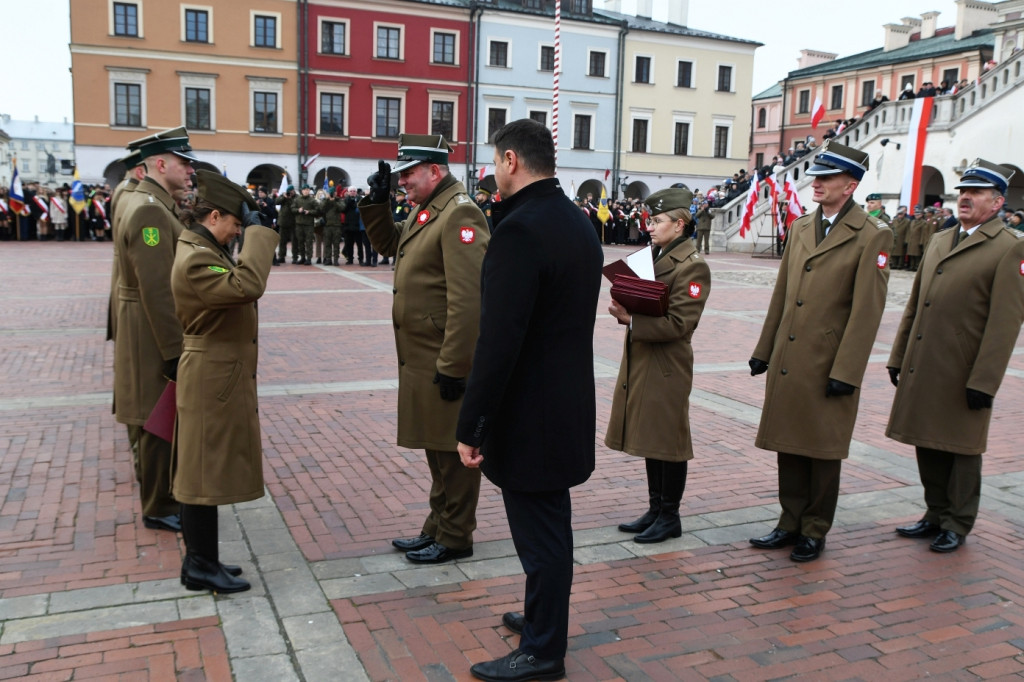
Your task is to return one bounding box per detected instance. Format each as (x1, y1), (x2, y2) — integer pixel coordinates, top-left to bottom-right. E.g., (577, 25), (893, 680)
(0, 0), (962, 124)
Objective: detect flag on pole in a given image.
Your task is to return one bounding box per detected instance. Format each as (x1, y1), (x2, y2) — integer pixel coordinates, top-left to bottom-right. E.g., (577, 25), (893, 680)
(322, 175), (329, 192)
(597, 186), (610, 224)
(783, 171), (804, 238)
(9, 161), (24, 214)
(277, 172), (288, 196)
(763, 174), (781, 234)
(739, 172), (761, 239)
(604, 169), (610, 181)
(302, 153), (321, 169)
(570, 180), (576, 199)
(70, 168), (87, 214)
(477, 165), (489, 182)
(899, 97), (933, 210)
(811, 96), (826, 129)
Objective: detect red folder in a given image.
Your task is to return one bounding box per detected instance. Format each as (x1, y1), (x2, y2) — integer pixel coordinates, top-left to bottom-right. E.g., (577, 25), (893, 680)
(610, 275), (668, 317)
(144, 381), (176, 443)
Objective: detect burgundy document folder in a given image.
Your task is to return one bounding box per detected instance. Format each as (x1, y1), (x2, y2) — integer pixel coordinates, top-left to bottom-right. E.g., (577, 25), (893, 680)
(143, 381), (176, 443)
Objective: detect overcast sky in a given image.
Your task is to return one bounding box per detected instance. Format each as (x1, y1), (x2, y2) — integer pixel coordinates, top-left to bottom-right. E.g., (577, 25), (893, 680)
(0, 0), (962, 123)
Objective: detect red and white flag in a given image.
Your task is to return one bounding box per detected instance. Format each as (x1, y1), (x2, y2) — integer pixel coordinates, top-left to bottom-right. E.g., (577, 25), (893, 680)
(836, 120), (847, 134)
(739, 172), (761, 239)
(477, 165), (489, 182)
(764, 174), (781, 233)
(783, 171), (804, 238)
(899, 97), (933, 210)
(811, 96), (826, 129)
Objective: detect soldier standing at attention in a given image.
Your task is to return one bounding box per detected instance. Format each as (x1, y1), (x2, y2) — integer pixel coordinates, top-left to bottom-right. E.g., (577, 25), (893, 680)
(292, 185), (318, 265)
(748, 140), (892, 563)
(886, 160), (1024, 553)
(360, 134), (490, 564)
(890, 205), (909, 269)
(275, 185), (296, 264)
(321, 187), (345, 266)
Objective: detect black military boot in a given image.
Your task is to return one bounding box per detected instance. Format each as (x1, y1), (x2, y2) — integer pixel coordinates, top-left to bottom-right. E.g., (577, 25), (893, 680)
(634, 461), (686, 544)
(618, 458), (662, 533)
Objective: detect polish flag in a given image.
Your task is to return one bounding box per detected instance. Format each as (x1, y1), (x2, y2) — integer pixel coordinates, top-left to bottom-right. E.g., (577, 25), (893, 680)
(899, 97), (933, 210)
(763, 174), (780, 233)
(739, 172), (761, 239)
(783, 171), (804, 238)
(811, 96), (826, 129)
(478, 165), (489, 182)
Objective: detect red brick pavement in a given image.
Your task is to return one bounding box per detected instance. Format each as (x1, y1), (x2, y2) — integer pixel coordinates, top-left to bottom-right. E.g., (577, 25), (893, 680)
(2, 241), (1024, 680)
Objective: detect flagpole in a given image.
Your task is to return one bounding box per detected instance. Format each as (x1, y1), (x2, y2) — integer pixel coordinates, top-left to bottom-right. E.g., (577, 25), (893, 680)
(552, 0), (561, 168)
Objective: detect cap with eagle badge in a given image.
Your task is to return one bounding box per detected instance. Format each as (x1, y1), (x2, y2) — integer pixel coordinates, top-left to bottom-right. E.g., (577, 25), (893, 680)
(132, 126), (199, 162)
(806, 140), (869, 181)
(645, 187), (694, 216)
(195, 169), (258, 219)
(955, 159), (1015, 195)
(392, 134), (453, 173)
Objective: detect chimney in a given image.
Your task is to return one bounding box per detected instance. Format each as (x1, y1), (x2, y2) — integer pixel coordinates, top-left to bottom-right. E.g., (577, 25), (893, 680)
(955, 0), (999, 41)
(635, 0), (653, 19)
(797, 49), (837, 69)
(920, 11), (940, 39)
(883, 22), (915, 51)
(665, 0), (688, 26)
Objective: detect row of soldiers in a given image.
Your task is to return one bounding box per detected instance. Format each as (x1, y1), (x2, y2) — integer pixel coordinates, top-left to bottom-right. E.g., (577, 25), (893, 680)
(872, 197), (958, 271)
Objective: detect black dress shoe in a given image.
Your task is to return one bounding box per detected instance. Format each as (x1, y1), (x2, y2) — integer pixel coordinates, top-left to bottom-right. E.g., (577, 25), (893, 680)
(618, 508), (659, 534)
(316, 257), (322, 264)
(930, 530), (965, 553)
(896, 519), (940, 538)
(391, 533), (434, 552)
(470, 649), (565, 681)
(181, 555), (250, 593)
(143, 514), (181, 532)
(749, 528), (799, 549)
(633, 513), (682, 543)
(790, 536), (825, 562)
(181, 562), (242, 585)
(405, 542), (472, 564)
(272, 257), (280, 266)
(502, 612), (524, 634)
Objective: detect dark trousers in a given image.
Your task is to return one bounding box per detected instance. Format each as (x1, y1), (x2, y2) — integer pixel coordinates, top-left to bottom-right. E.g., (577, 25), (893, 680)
(342, 229), (363, 263)
(422, 449), (480, 550)
(916, 447), (982, 536)
(138, 428), (178, 517)
(777, 452), (841, 539)
(503, 487), (573, 661)
(360, 232), (377, 265)
(696, 230), (711, 253)
(277, 225), (294, 260)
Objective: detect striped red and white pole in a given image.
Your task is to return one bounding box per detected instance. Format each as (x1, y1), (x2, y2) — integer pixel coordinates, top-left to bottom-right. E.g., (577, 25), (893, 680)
(552, 0), (561, 166)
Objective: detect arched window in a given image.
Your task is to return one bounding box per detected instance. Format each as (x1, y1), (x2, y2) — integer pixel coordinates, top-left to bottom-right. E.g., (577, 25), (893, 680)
(757, 107), (767, 129)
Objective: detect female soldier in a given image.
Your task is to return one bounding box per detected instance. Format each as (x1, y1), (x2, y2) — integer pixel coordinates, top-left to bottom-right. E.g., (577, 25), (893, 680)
(605, 188), (711, 543)
(171, 170), (279, 593)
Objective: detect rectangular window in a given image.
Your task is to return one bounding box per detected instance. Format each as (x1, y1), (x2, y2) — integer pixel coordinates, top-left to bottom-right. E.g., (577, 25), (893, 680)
(677, 60), (693, 88)
(376, 97), (400, 137)
(254, 15), (276, 48)
(798, 89), (810, 113)
(673, 122), (689, 156)
(861, 79), (875, 106)
(433, 32), (456, 65)
(589, 51), (606, 77)
(432, 101), (454, 140)
(185, 9), (209, 43)
(635, 56), (651, 84)
(573, 114), (591, 150)
(717, 65), (733, 92)
(114, 83), (142, 127)
(113, 2), (138, 36)
(523, 0), (542, 7)
(489, 41), (508, 67)
(830, 84), (843, 110)
(713, 126), (728, 158)
(322, 21), (345, 54)
(253, 92), (278, 133)
(377, 26), (400, 59)
(570, 0), (589, 12)
(942, 67), (959, 86)
(631, 119), (648, 153)
(529, 110), (547, 126)
(540, 45), (554, 72)
(900, 74), (915, 91)
(755, 152), (764, 170)
(320, 93), (345, 135)
(487, 108), (506, 141)
(185, 87), (211, 130)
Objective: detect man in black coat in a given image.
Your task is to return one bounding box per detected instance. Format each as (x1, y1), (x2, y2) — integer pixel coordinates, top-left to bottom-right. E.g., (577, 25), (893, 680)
(457, 119), (603, 682)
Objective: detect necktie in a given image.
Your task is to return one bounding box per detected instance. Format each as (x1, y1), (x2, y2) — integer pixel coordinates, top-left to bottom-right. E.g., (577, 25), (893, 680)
(822, 219), (831, 235)
(955, 229), (968, 246)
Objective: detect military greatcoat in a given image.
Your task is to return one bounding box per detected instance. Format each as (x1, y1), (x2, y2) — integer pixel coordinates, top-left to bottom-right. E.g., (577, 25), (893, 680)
(170, 224), (279, 505)
(605, 239), (711, 462)
(752, 201), (892, 459)
(360, 175), (489, 450)
(113, 177), (184, 425)
(887, 218), (1024, 454)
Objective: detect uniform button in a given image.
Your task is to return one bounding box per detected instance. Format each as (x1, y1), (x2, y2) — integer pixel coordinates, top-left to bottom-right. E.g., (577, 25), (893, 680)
(252, 373), (256, 379)
(781, 369), (788, 375)
(395, 324), (400, 330)
(916, 334), (922, 340)
(796, 300), (803, 306)
(909, 367), (914, 373)
(789, 335), (795, 341)
(936, 268), (943, 274)
(924, 301), (930, 307)
(252, 339), (256, 344)
(399, 360), (405, 366)
(393, 288), (397, 294)
(622, 383), (627, 389)
(805, 265), (812, 272)
(399, 250), (404, 257)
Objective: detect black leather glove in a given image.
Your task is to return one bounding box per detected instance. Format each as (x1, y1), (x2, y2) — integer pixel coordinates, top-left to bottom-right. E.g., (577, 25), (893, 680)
(240, 201), (262, 228)
(366, 160), (392, 204)
(162, 357), (180, 382)
(748, 358), (768, 376)
(887, 367), (900, 387)
(433, 371), (466, 401)
(825, 378), (856, 397)
(966, 388), (993, 410)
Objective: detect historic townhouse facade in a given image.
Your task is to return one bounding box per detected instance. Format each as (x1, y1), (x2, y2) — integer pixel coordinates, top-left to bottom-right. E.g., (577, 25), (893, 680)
(70, 0), (299, 187)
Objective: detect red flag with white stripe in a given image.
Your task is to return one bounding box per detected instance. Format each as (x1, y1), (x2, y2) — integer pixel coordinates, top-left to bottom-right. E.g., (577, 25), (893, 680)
(739, 172), (761, 239)
(899, 97), (933, 210)
(783, 171), (804, 238)
(811, 96), (825, 129)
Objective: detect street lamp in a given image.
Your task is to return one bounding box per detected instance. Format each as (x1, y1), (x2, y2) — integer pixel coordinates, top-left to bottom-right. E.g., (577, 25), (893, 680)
(619, 176), (629, 200)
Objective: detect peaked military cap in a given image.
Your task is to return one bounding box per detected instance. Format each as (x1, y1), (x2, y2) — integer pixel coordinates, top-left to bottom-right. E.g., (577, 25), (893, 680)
(126, 126), (188, 151)
(806, 140), (869, 181)
(392, 134), (453, 173)
(955, 159), (1015, 194)
(475, 188), (491, 197)
(645, 188), (694, 216)
(119, 149), (143, 168)
(135, 126), (198, 162)
(866, 193), (882, 201)
(195, 170), (257, 219)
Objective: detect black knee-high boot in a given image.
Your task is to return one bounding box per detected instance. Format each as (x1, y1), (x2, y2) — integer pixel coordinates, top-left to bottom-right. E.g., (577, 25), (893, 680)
(635, 461), (687, 543)
(180, 503), (249, 593)
(619, 457), (662, 533)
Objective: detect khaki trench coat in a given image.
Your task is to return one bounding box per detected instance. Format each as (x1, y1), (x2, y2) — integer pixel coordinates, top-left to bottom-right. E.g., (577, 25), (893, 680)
(113, 178), (184, 426)
(906, 218), (926, 257)
(890, 214), (909, 257)
(886, 219), (1024, 455)
(170, 225), (279, 505)
(752, 202), (892, 459)
(605, 239), (711, 462)
(107, 177), (142, 343)
(360, 176), (489, 450)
